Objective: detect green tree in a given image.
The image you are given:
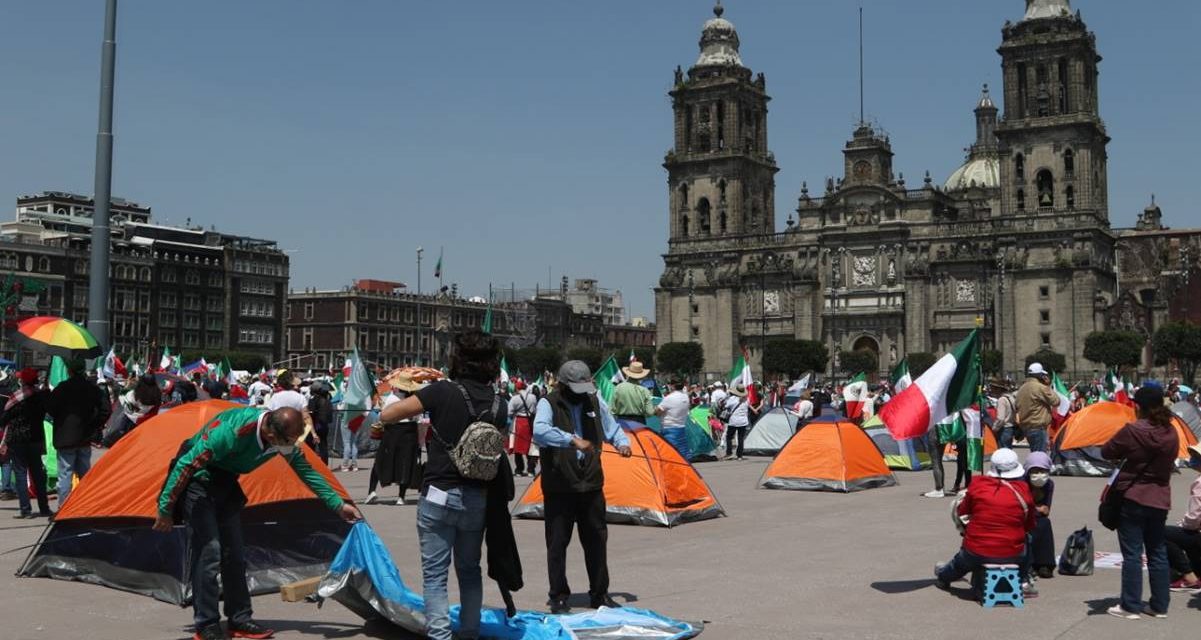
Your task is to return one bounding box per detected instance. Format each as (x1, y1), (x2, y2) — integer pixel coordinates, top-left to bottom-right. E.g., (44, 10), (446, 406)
(907, 352), (939, 378)
(656, 342), (705, 380)
(1025, 349), (1066, 374)
(840, 349), (878, 376)
(565, 347), (604, 374)
(1153, 321), (1201, 385)
(1083, 330), (1145, 370)
(510, 346), (563, 379)
(981, 349), (1003, 376)
(632, 346), (656, 371)
(763, 339), (828, 379)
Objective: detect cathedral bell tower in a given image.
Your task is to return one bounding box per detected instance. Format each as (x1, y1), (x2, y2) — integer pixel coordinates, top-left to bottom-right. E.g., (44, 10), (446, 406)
(664, 3), (779, 244)
(996, 0), (1109, 220)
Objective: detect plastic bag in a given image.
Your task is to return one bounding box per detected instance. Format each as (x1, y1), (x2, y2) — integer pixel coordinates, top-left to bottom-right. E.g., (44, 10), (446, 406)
(1057, 526), (1094, 576)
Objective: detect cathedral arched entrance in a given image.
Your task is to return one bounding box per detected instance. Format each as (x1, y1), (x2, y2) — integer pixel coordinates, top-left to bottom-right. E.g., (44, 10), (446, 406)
(851, 335), (879, 357)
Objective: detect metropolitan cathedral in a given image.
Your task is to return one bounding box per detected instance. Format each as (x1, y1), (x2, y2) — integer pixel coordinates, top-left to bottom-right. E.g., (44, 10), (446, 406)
(656, 0), (1201, 379)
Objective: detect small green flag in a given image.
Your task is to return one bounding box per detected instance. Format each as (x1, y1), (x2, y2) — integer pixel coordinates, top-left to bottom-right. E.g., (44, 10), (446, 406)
(593, 355), (623, 405)
(49, 356), (69, 388)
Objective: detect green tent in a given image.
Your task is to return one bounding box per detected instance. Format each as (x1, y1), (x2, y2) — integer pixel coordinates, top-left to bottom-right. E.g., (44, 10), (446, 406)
(686, 406), (717, 460)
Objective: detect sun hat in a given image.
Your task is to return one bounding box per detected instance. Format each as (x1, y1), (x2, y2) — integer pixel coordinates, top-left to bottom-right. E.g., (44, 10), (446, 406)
(730, 384), (747, 397)
(385, 370), (420, 393)
(622, 361), (651, 380)
(988, 448), (1025, 480)
(558, 360), (597, 395)
(1025, 451), (1053, 472)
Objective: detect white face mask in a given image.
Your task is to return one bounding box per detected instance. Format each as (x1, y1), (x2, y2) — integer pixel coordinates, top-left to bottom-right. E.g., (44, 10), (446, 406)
(1029, 472), (1050, 487)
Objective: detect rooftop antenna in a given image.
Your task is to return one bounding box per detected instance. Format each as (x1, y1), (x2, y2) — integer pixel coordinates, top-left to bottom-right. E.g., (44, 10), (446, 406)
(858, 5), (865, 125)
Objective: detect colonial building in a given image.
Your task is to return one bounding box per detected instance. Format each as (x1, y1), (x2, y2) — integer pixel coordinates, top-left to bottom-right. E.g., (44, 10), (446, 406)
(1, 191), (289, 364)
(656, 1), (1200, 379)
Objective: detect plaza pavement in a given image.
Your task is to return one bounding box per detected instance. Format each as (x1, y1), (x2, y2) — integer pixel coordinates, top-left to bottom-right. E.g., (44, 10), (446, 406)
(0, 451), (1197, 639)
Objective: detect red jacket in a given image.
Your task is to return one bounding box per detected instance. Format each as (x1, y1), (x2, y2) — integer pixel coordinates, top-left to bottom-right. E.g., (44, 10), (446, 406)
(958, 476), (1036, 558)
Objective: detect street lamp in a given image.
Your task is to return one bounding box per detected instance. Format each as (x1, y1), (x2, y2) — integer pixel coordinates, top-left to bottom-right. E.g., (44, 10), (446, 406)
(87, 0), (119, 348)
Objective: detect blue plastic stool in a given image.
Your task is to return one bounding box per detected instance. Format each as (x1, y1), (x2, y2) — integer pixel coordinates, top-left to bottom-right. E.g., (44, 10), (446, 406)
(979, 564), (1023, 608)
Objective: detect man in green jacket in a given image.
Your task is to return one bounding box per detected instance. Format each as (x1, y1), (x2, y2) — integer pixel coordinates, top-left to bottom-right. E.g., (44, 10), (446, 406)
(154, 406), (360, 640)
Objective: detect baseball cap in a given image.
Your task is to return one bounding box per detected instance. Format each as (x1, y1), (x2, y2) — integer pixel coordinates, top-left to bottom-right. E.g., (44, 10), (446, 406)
(558, 360), (597, 395)
(1026, 363), (1047, 376)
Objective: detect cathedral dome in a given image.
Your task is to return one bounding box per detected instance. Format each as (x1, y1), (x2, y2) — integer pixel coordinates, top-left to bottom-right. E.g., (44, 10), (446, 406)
(1023, 0), (1072, 21)
(695, 2), (743, 68)
(945, 156), (1000, 192)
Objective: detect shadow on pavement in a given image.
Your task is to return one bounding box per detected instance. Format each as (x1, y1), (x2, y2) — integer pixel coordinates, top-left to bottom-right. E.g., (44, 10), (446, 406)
(245, 618), (421, 639)
(870, 579), (937, 594)
(1084, 596), (1120, 616)
(561, 591), (640, 609)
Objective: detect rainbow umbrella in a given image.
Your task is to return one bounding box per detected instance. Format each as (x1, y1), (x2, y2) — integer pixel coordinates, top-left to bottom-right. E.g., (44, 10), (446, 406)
(14, 316), (103, 360)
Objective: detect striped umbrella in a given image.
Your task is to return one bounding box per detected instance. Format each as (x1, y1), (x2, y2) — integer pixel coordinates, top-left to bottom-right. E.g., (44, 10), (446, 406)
(14, 316), (103, 360)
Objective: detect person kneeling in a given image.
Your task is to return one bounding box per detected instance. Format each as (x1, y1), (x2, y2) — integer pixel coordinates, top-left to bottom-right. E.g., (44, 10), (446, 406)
(1025, 452), (1056, 580)
(935, 448), (1036, 599)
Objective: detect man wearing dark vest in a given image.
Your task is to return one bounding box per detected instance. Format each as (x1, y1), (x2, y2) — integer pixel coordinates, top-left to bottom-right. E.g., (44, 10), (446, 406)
(533, 360), (632, 614)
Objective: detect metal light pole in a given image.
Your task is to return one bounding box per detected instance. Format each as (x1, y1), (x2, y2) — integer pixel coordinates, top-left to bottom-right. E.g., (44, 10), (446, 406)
(88, 0), (119, 348)
(687, 269), (695, 342)
(416, 247), (423, 366)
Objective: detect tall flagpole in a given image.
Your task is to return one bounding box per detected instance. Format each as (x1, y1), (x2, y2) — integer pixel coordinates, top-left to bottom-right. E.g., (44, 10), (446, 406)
(88, 0), (119, 349)
(858, 6), (864, 125)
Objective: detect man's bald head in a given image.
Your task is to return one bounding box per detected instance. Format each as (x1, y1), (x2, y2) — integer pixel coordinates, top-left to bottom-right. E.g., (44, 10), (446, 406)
(266, 407), (305, 444)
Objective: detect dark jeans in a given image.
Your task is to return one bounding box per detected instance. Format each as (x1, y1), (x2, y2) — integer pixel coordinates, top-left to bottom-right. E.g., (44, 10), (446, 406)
(544, 490), (609, 601)
(725, 426), (747, 458)
(995, 426), (1015, 450)
(513, 454), (538, 476)
(1025, 428), (1048, 454)
(936, 546), (1026, 586)
(1164, 525), (1201, 578)
(312, 423), (330, 465)
(183, 479), (252, 630)
(9, 443), (50, 516)
(1030, 515), (1056, 569)
(927, 436), (970, 492)
(1117, 499), (1169, 614)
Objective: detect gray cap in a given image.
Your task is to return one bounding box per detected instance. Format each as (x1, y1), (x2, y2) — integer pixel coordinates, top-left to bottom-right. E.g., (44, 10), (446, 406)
(558, 360), (597, 395)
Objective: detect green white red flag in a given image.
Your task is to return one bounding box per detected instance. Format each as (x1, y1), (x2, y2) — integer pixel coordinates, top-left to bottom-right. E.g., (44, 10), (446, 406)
(728, 349), (757, 406)
(891, 358), (912, 394)
(1051, 372), (1072, 417)
(880, 330), (981, 441)
(843, 372), (870, 421)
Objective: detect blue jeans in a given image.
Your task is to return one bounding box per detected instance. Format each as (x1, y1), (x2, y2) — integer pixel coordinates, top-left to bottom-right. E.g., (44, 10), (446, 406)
(1117, 499), (1169, 614)
(340, 417), (359, 462)
(937, 547), (1027, 586)
(184, 477), (253, 630)
(9, 443), (50, 516)
(1025, 428), (1047, 454)
(0, 462), (14, 493)
(417, 486), (486, 640)
(996, 427), (1014, 450)
(56, 446), (92, 506)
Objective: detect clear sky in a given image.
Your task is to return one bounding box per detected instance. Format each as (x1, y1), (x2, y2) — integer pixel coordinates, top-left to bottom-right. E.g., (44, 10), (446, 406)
(2, 1), (1197, 320)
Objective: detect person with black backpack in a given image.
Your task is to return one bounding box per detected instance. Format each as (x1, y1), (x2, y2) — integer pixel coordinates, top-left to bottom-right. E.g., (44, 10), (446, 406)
(380, 331), (508, 640)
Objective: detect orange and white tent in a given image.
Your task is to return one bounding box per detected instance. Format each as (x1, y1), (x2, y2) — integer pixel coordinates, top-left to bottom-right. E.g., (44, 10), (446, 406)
(759, 419), (897, 492)
(511, 425), (725, 527)
(19, 400), (351, 604)
(1053, 400), (1198, 476)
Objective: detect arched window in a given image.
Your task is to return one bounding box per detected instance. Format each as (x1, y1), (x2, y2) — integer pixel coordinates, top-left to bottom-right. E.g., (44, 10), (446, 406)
(1014, 154), (1025, 182)
(1057, 58), (1069, 113)
(38, 257), (50, 273)
(1063, 149), (1074, 177)
(718, 180), (727, 204)
(1066, 185), (1075, 209)
(141, 267), (152, 282)
(1036, 170), (1054, 208)
(716, 102), (725, 150)
(1016, 189), (1026, 211)
(25, 256), (33, 272)
(678, 183), (689, 210)
(719, 210), (727, 234)
(680, 213), (690, 237)
(697, 198), (711, 235)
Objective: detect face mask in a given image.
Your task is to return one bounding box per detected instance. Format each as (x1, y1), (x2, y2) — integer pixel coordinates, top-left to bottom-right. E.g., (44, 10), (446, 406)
(1029, 472), (1050, 487)
(272, 444), (296, 456)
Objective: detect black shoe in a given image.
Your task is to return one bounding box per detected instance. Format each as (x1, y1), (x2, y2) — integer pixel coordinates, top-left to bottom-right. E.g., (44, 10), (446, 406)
(590, 594), (621, 609)
(193, 624), (226, 640)
(549, 597), (571, 614)
(1036, 566), (1054, 579)
(228, 619), (274, 639)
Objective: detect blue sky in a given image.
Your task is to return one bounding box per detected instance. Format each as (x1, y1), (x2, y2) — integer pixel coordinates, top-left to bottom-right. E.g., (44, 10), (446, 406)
(2, 1), (1197, 319)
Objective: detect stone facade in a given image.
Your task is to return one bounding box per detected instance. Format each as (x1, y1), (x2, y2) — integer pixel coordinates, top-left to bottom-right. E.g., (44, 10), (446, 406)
(656, 2), (1199, 380)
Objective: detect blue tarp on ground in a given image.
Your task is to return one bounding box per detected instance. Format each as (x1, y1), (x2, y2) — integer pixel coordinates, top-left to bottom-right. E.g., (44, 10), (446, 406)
(318, 522), (702, 639)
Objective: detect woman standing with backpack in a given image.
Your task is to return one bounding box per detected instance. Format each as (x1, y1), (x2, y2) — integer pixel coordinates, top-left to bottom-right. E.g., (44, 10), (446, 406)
(380, 331), (507, 640)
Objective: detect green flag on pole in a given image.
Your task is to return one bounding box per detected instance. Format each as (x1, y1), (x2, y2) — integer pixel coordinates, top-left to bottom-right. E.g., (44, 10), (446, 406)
(49, 356), (69, 388)
(593, 355), (623, 405)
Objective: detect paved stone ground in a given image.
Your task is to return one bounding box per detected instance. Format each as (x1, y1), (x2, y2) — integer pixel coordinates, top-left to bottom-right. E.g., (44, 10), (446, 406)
(1, 452), (1198, 639)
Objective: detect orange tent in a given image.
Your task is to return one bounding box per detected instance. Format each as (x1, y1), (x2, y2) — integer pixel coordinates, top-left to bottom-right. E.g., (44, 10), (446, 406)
(20, 400), (352, 604)
(759, 420), (897, 492)
(942, 426), (999, 460)
(1053, 401), (1198, 476)
(511, 425), (725, 527)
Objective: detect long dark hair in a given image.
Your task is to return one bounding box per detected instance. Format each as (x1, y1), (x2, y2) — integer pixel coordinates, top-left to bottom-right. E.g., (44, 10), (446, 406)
(1138, 403), (1174, 429)
(448, 330), (500, 383)
(134, 374), (162, 407)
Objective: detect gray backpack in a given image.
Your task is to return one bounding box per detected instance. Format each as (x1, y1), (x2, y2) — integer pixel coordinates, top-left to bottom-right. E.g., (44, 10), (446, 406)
(429, 382), (505, 481)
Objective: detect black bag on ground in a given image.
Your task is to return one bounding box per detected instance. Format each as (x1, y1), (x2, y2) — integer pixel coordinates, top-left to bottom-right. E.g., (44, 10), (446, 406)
(1057, 526), (1094, 576)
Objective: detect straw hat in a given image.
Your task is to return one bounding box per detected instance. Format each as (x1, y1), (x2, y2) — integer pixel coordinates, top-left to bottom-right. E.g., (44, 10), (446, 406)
(730, 384), (747, 397)
(622, 361), (651, 380)
(385, 369), (421, 393)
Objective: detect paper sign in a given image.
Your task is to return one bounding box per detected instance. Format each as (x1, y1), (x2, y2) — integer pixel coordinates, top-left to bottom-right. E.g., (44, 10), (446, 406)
(426, 485), (448, 506)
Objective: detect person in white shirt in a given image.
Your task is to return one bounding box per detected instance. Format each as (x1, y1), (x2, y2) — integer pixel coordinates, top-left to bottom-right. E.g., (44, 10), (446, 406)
(506, 380), (540, 477)
(656, 382), (691, 428)
(267, 371), (314, 448)
(248, 376), (272, 407)
(793, 391), (815, 421)
(724, 385), (752, 460)
(708, 382), (728, 411)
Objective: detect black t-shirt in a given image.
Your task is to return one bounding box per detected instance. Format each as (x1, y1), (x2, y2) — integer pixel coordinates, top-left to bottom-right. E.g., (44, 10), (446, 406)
(416, 379), (507, 492)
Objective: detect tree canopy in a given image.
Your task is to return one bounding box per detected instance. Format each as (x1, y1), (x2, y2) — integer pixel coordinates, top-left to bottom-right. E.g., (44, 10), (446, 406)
(657, 342), (705, 380)
(763, 339), (828, 379)
(1153, 321), (1201, 385)
(1083, 330), (1145, 370)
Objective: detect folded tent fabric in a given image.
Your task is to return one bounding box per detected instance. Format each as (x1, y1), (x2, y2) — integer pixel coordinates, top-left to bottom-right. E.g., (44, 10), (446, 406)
(319, 522), (703, 639)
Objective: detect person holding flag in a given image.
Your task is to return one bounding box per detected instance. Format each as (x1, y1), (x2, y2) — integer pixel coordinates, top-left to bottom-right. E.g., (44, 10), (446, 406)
(1016, 363), (1058, 454)
(722, 383), (756, 460)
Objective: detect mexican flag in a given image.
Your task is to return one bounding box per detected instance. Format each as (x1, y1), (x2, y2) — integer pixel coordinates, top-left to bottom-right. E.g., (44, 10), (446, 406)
(728, 349), (757, 405)
(891, 358), (912, 394)
(1051, 372), (1072, 417)
(499, 354), (511, 387)
(483, 303), (493, 333)
(935, 404), (986, 472)
(100, 347), (125, 381)
(593, 354), (623, 405)
(788, 373), (811, 394)
(342, 347), (375, 434)
(843, 372), (869, 421)
(159, 347), (176, 373)
(218, 357), (236, 386)
(628, 348), (637, 364)
(879, 329), (981, 441)
(433, 248), (443, 279)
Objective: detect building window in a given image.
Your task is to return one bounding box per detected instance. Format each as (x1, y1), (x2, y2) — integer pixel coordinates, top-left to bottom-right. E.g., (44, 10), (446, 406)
(206, 315), (223, 330)
(1036, 170), (1054, 208)
(1063, 149), (1074, 178)
(1039, 285), (1050, 299)
(162, 268), (177, 283)
(1040, 332), (1051, 348)
(378, 306), (387, 321)
(207, 296), (222, 312)
(75, 259), (88, 275)
(697, 198), (711, 235)
(304, 302), (314, 319)
(141, 267), (152, 282)
(240, 279), (275, 295)
(239, 300), (274, 318)
(1066, 185), (1075, 209)
(183, 313), (200, 329)
(184, 294), (201, 310)
(678, 183), (688, 210)
(25, 256), (33, 272)
(238, 327), (275, 345)
(38, 257), (50, 273)
(159, 310), (176, 327)
(1016, 189), (1025, 211)
(404, 307), (414, 323)
(183, 331), (200, 348)
(185, 270), (201, 286)
(1039, 310), (1050, 324)
(161, 292), (177, 308)
(207, 333), (223, 348)
(302, 328), (313, 351)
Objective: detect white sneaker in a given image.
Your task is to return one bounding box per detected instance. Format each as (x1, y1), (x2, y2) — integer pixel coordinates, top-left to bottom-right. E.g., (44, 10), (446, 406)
(396, 496), (407, 506)
(363, 492), (378, 505)
(1106, 605), (1140, 620)
(922, 489), (946, 498)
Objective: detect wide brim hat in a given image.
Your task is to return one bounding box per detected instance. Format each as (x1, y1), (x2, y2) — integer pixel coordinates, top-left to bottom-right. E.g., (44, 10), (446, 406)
(622, 361), (651, 380)
(385, 369), (421, 393)
(730, 384), (747, 397)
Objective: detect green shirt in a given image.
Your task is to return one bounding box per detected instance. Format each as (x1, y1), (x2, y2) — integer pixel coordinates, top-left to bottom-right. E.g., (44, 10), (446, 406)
(157, 406), (343, 516)
(609, 381), (654, 418)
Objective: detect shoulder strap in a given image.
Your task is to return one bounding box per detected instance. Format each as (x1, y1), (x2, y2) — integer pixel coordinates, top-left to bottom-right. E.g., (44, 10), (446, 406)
(998, 480), (1029, 518)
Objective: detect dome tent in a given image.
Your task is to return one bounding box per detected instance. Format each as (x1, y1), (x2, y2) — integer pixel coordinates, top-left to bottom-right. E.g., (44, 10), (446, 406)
(759, 420), (897, 493)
